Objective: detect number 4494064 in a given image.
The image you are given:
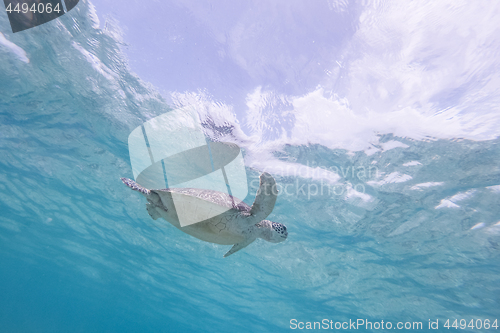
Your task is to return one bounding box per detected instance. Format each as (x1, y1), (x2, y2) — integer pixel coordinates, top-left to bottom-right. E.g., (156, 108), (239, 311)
(6, 2), (62, 14)
(444, 319), (498, 330)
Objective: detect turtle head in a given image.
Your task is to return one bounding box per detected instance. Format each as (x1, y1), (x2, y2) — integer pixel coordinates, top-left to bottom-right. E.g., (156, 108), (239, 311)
(257, 220), (288, 243)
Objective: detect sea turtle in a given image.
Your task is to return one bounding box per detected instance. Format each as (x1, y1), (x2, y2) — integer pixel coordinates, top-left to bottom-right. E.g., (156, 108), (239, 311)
(121, 172), (288, 257)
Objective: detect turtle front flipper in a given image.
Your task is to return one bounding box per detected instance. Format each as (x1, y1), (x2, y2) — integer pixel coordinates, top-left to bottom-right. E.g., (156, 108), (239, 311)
(223, 238), (256, 257)
(247, 172), (278, 224)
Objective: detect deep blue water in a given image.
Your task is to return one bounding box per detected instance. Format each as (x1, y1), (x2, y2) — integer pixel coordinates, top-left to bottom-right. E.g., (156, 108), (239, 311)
(1, 1), (500, 332)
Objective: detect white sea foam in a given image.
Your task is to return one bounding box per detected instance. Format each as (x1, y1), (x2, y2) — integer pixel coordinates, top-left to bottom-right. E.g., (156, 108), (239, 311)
(411, 182), (444, 190)
(170, 91), (344, 185)
(435, 190), (476, 209)
(0, 33), (29, 63)
(448, 190), (477, 202)
(381, 141), (409, 151)
(435, 200), (460, 209)
(487, 185), (500, 193)
(403, 161), (422, 167)
(88, 2), (100, 29)
(72, 41), (116, 81)
(345, 186), (373, 202)
(178, 85), (499, 161)
(367, 172), (412, 186)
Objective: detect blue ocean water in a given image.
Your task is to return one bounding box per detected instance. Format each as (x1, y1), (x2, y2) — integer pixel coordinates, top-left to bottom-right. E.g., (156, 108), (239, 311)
(1, 2), (500, 333)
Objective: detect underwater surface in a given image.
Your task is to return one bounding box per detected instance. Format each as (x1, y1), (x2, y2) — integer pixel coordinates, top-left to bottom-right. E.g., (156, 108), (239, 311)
(1, 1), (500, 332)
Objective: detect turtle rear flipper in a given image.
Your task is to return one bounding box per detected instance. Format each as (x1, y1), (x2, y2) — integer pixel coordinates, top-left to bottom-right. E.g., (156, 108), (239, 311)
(146, 203), (161, 220)
(121, 177), (162, 206)
(121, 178), (151, 196)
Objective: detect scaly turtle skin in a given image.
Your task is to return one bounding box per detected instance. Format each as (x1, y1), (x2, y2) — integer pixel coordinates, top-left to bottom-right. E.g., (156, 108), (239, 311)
(121, 172), (288, 257)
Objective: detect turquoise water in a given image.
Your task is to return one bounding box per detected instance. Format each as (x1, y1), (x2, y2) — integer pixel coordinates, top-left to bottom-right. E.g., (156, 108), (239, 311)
(1, 2), (500, 332)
